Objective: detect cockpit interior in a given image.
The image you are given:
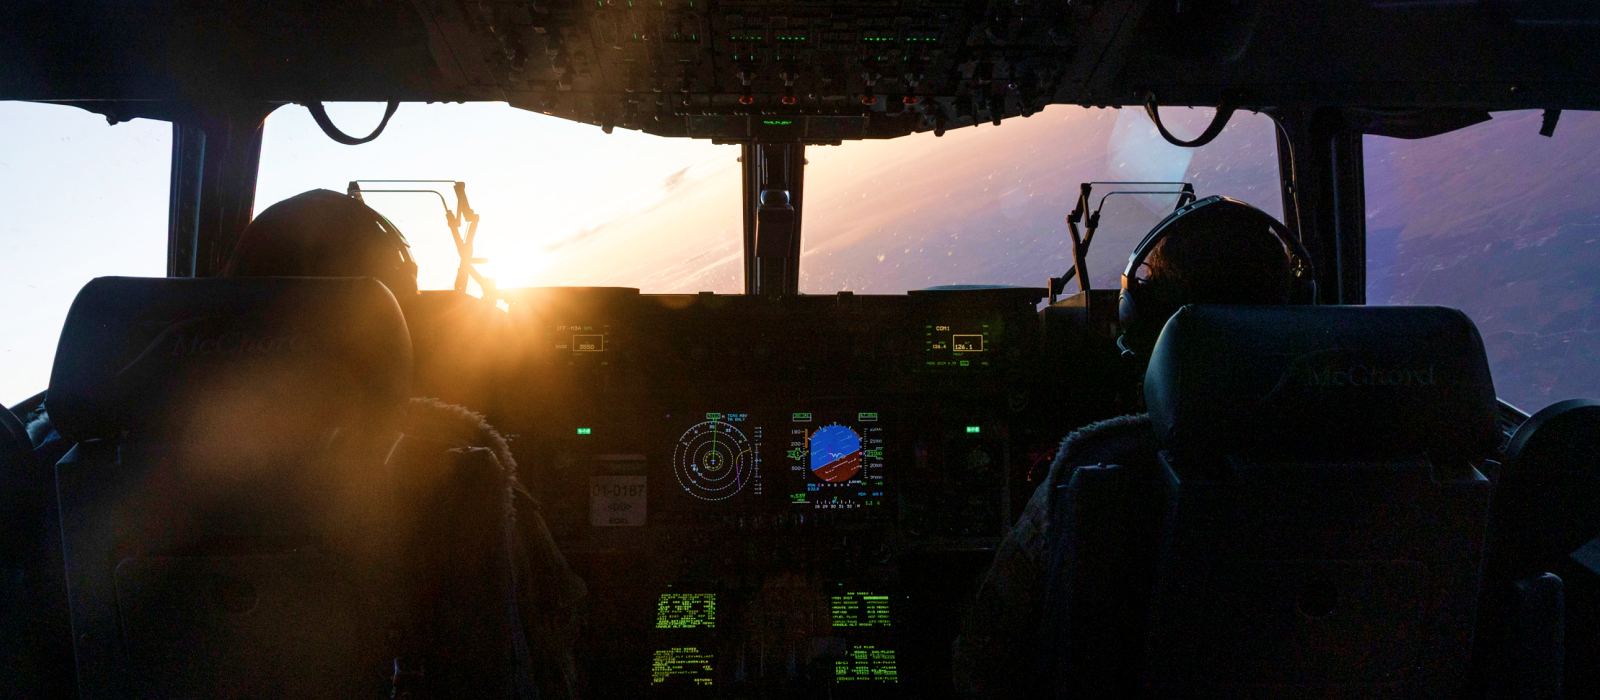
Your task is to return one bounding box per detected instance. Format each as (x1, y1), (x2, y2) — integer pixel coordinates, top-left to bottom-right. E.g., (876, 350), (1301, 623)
(3, 1), (1600, 698)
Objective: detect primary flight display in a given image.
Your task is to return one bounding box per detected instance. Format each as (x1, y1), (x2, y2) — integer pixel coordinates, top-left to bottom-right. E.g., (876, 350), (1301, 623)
(666, 410), (887, 510)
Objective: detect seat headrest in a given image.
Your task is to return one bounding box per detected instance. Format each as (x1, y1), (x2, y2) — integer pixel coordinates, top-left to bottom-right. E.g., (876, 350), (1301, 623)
(49, 277), (412, 444)
(1145, 305), (1498, 464)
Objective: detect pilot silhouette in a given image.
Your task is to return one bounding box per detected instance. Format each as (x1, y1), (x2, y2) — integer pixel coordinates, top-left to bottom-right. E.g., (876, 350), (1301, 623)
(953, 196), (1302, 698)
(224, 188), (420, 297)
(225, 189), (586, 699)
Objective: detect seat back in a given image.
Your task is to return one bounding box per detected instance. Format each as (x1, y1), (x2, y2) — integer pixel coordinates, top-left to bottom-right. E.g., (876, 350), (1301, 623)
(1040, 304), (1501, 699)
(1141, 305), (1498, 698)
(48, 276), (413, 700)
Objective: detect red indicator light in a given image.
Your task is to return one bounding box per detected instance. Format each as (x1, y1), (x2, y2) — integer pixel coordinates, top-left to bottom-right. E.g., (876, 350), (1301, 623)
(739, 94), (755, 105)
(903, 96), (918, 104)
(781, 94), (797, 105)
(860, 95), (877, 105)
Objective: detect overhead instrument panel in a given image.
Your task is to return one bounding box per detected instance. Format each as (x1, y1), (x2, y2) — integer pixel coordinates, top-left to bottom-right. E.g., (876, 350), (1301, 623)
(672, 412), (763, 503)
(787, 411), (886, 510)
(407, 0), (1085, 143)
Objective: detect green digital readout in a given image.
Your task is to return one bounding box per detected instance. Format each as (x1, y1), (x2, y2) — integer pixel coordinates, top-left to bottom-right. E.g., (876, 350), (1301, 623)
(831, 592), (892, 627)
(834, 645), (899, 683)
(656, 593), (717, 629)
(652, 647), (714, 686)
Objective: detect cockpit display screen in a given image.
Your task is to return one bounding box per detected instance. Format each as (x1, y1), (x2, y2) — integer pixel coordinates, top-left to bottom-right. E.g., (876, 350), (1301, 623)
(656, 593), (717, 629)
(834, 645), (899, 683)
(552, 322), (612, 357)
(670, 412), (763, 504)
(652, 647), (714, 686)
(787, 412), (886, 510)
(830, 591), (892, 627)
(924, 321), (993, 370)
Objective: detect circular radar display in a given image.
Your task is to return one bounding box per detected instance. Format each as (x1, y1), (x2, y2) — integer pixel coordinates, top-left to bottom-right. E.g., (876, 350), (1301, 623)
(810, 424), (862, 483)
(674, 421), (757, 501)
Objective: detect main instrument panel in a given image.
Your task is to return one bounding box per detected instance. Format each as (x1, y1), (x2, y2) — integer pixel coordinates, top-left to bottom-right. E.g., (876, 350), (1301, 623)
(448, 285), (1127, 697)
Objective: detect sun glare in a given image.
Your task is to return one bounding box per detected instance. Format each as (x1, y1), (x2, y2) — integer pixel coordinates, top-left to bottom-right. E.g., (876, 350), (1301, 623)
(255, 102), (743, 293)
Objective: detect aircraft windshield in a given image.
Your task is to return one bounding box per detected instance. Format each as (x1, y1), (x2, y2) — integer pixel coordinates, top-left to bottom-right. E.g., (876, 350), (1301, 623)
(800, 107), (1282, 293)
(260, 103), (1280, 297)
(1366, 110), (1600, 414)
(0, 102), (170, 405)
(255, 102), (744, 294)
(0, 101), (1281, 405)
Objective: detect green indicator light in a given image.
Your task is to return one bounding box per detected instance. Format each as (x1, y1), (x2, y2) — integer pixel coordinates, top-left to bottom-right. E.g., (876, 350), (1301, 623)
(793, 412), (812, 422)
(966, 426), (981, 434)
(858, 412), (878, 421)
(577, 427), (592, 435)
(763, 120), (795, 125)
(706, 412), (723, 420)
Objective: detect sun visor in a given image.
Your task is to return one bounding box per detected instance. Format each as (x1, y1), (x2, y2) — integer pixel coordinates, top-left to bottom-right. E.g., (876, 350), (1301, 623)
(48, 277), (412, 444)
(1145, 305), (1498, 464)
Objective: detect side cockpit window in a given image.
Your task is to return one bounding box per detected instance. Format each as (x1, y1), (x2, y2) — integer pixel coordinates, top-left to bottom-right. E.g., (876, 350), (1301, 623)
(1366, 110), (1600, 412)
(0, 102), (170, 406)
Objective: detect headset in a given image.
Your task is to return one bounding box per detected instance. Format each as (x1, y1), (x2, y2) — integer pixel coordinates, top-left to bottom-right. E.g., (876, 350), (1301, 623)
(366, 207), (420, 297)
(337, 193), (420, 297)
(1117, 195), (1316, 357)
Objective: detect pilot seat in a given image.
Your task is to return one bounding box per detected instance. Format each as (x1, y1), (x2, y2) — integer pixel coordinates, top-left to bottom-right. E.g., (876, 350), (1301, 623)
(1034, 305), (1562, 699)
(43, 276), (531, 699)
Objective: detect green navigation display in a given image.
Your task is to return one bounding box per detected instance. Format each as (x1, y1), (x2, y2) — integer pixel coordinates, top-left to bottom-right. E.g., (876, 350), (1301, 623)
(652, 647), (714, 686)
(672, 414), (762, 502)
(656, 593), (717, 629)
(830, 591), (892, 627)
(834, 645), (899, 683)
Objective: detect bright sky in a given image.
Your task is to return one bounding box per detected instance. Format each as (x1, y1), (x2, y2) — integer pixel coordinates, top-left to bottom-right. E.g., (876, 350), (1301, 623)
(0, 100), (1280, 406)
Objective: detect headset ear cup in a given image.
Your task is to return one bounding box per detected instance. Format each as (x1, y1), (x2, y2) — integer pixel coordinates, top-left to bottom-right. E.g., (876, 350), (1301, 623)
(1297, 279), (1317, 305)
(397, 261), (419, 296)
(1119, 277), (1160, 357)
(1117, 286), (1139, 356)
(1265, 217), (1318, 305)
